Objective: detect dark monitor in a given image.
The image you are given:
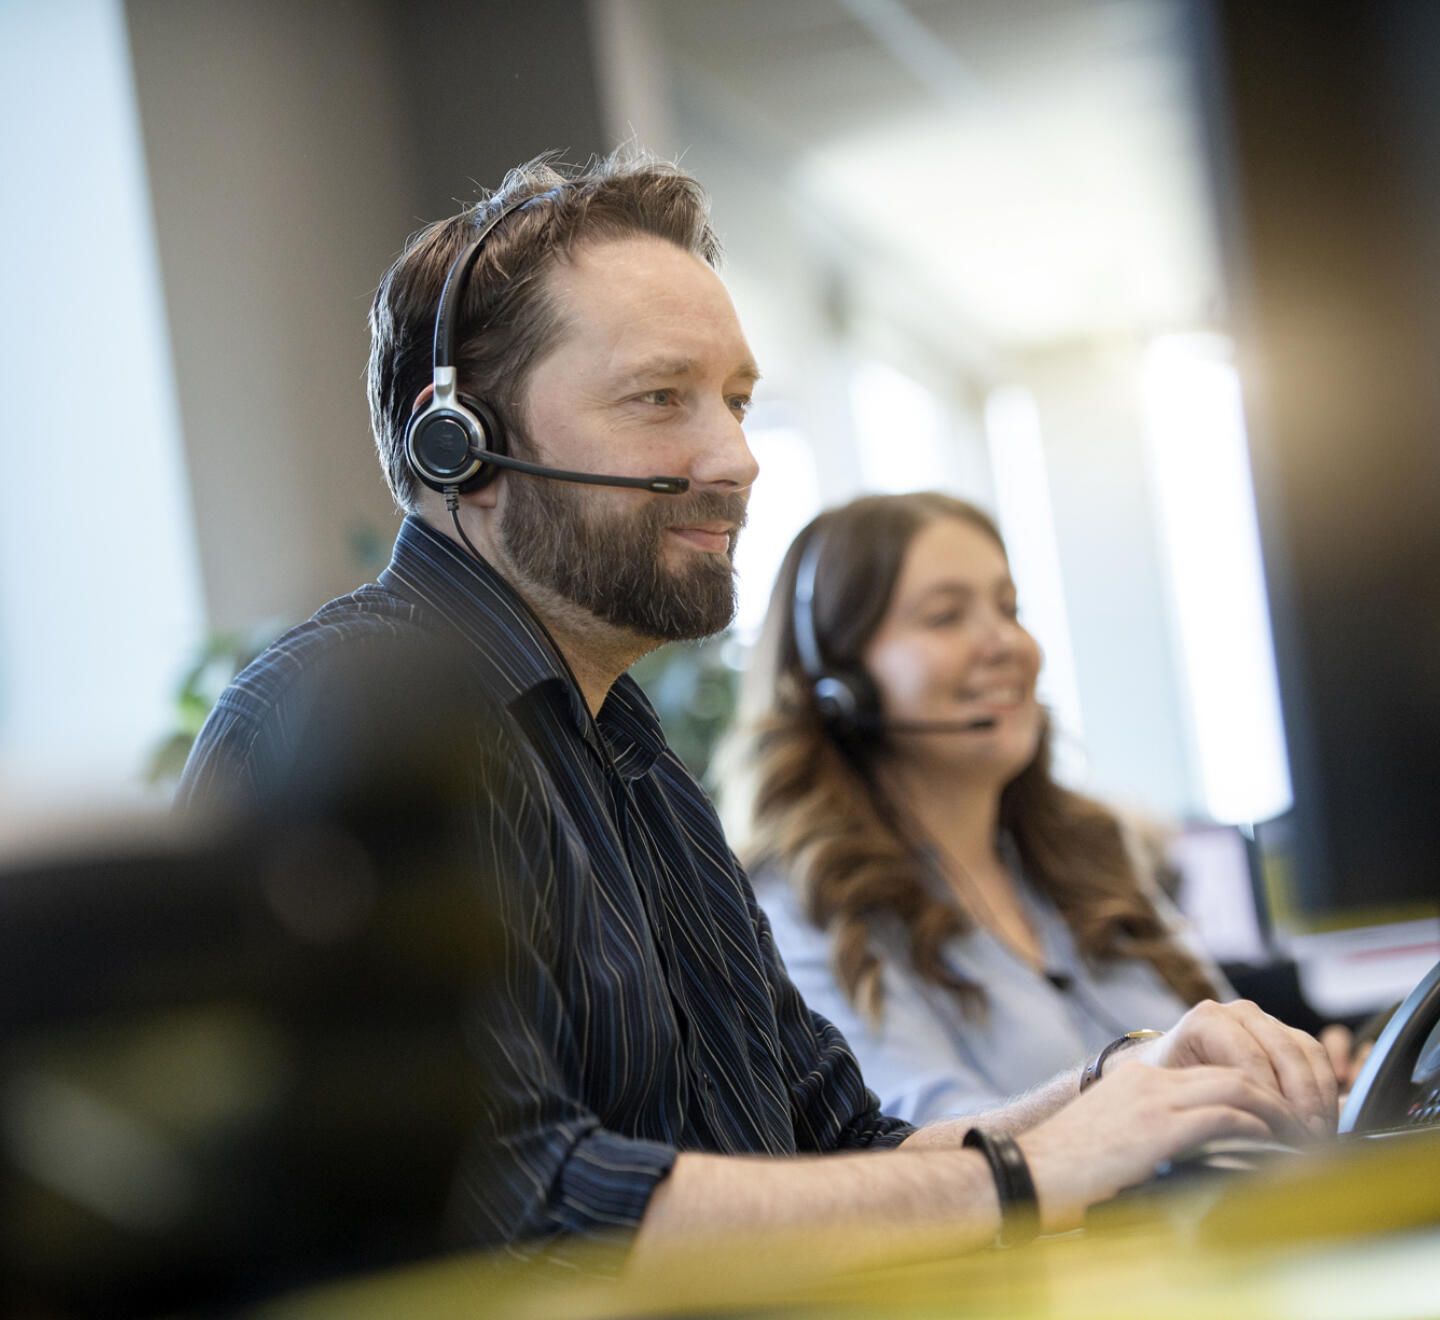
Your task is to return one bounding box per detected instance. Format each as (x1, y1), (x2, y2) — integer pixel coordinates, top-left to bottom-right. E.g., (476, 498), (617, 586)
(1195, 0), (1440, 933)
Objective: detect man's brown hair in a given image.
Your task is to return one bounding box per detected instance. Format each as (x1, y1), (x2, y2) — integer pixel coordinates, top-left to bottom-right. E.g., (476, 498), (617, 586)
(367, 150), (721, 512)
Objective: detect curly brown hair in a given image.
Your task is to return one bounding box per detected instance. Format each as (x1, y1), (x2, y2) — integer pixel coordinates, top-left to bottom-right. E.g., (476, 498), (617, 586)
(724, 491), (1220, 1023)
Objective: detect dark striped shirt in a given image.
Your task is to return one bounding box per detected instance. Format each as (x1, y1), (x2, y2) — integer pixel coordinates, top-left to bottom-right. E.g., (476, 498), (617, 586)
(179, 514), (911, 1254)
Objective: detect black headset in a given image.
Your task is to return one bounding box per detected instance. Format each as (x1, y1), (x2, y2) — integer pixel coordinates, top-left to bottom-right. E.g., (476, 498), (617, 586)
(792, 525), (880, 733)
(403, 194), (690, 498)
(793, 523), (1000, 740)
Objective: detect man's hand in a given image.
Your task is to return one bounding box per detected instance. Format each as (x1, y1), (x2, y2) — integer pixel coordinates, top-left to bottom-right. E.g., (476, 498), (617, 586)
(1018, 1060), (1304, 1231)
(1122, 999), (1338, 1138)
(906, 1000), (1341, 1238)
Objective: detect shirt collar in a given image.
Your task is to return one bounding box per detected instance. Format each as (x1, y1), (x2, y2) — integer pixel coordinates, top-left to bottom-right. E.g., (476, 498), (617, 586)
(596, 677), (668, 779)
(378, 515), (667, 779)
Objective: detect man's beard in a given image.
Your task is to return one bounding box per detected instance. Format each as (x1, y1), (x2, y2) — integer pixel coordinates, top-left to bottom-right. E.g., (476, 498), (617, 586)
(498, 474), (747, 642)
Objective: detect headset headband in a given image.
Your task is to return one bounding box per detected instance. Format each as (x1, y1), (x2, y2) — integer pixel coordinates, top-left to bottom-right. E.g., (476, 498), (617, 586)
(432, 196), (535, 371)
(792, 528), (829, 681)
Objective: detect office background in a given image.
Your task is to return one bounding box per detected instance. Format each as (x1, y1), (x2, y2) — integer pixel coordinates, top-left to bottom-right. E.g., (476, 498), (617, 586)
(0, 1), (1399, 884)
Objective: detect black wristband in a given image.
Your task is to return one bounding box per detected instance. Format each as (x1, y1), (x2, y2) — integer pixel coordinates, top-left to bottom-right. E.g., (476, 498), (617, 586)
(963, 1127), (1039, 1247)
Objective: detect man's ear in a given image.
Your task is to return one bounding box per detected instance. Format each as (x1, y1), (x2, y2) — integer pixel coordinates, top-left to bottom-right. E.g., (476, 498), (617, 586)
(462, 473), (502, 511)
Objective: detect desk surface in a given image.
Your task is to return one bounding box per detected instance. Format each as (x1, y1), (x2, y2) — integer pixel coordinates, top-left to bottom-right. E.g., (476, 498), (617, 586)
(259, 1128), (1440, 1320)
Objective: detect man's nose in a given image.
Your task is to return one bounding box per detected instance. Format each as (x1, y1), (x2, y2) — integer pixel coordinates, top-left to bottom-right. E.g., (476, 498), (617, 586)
(689, 401), (760, 491)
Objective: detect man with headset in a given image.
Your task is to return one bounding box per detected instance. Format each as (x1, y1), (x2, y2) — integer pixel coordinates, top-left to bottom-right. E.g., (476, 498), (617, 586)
(180, 151), (1336, 1270)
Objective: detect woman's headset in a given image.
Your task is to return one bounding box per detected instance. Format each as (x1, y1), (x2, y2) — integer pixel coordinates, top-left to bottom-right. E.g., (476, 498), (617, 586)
(792, 523), (994, 740)
(792, 526), (881, 734)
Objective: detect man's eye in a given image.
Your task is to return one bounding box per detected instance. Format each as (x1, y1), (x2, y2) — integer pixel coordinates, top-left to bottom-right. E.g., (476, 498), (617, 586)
(728, 394), (753, 417)
(638, 389), (677, 405)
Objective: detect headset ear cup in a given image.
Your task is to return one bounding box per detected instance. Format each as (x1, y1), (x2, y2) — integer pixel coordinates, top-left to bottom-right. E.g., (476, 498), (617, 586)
(813, 669), (881, 736)
(405, 394), (508, 493)
(452, 395), (507, 492)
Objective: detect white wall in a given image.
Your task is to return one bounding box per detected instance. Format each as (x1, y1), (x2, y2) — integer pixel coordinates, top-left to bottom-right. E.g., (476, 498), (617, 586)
(0, 0), (204, 813)
(124, 0), (415, 630)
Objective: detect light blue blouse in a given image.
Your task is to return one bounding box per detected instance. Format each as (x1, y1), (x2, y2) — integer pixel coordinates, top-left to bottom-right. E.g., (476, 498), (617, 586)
(755, 861), (1229, 1125)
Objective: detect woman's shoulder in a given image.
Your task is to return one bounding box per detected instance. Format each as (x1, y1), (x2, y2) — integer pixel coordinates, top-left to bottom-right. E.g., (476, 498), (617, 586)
(748, 860), (831, 961)
(749, 858), (909, 966)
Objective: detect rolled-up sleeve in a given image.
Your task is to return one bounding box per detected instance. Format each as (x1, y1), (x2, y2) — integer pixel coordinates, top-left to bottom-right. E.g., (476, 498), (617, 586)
(451, 746), (680, 1252)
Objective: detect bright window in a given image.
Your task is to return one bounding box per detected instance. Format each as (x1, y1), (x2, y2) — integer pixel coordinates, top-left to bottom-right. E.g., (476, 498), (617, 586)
(851, 360), (948, 493)
(0, 0), (203, 814)
(731, 424), (822, 645)
(983, 386), (1088, 785)
(1141, 334), (1292, 824)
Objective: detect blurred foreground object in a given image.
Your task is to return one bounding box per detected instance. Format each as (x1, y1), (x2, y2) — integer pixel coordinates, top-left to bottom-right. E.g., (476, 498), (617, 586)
(0, 640), (507, 1316)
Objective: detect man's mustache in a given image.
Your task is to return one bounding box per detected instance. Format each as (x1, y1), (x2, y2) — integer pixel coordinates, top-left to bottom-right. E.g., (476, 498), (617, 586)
(651, 489), (749, 532)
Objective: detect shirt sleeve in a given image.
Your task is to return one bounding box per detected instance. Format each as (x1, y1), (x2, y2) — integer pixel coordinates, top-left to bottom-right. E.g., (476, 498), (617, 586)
(742, 868), (915, 1151)
(451, 745), (680, 1254)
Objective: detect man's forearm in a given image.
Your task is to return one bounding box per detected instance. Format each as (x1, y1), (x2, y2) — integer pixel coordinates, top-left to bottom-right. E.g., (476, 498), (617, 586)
(628, 1146), (1001, 1276)
(900, 1065), (1084, 1147)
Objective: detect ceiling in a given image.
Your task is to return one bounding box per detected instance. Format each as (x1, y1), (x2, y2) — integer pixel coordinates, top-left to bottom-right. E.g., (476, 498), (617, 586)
(643, 0), (1221, 352)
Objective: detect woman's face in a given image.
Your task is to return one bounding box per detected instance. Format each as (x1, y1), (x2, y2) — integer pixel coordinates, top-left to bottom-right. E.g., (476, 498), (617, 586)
(860, 516), (1044, 784)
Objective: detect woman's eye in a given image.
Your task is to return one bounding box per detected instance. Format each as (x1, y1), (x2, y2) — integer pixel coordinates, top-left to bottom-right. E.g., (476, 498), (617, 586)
(922, 609), (961, 628)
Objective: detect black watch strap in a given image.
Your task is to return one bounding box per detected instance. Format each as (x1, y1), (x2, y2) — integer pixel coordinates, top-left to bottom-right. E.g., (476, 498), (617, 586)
(963, 1127), (1039, 1247)
(1079, 1028), (1164, 1093)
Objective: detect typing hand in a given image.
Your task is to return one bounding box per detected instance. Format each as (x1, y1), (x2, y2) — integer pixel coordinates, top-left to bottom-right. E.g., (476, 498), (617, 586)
(1123, 1000), (1337, 1140)
(1020, 1058), (1307, 1231)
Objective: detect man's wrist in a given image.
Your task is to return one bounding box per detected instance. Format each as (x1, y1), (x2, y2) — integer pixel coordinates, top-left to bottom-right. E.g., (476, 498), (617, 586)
(962, 1128), (1039, 1247)
(1078, 1029), (1164, 1094)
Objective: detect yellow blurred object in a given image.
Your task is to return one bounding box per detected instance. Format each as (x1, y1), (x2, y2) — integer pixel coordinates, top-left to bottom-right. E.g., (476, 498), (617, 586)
(258, 1130), (1440, 1320)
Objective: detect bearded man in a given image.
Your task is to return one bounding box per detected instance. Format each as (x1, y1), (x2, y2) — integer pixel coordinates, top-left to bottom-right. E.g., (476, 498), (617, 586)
(179, 153), (1337, 1272)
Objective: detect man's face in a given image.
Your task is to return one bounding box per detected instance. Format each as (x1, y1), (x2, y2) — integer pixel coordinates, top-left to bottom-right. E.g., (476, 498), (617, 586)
(497, 236), (760, 642)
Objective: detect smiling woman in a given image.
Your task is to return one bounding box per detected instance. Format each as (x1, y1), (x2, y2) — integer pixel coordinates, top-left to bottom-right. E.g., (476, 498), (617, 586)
(721, 491), (1229, 1123)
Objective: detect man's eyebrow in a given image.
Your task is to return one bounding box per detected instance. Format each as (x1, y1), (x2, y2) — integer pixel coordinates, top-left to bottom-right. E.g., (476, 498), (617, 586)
(617, 357), (764, 384)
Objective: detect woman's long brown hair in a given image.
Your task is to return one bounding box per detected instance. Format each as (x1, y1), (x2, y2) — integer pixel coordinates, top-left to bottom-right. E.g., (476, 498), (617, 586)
(723, 492), (1220, 1023)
